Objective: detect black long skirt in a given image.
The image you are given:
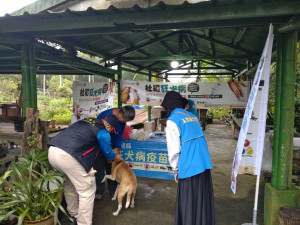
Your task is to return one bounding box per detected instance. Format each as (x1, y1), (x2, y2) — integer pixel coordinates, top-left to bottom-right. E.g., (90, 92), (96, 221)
(175, 170), (215, 225)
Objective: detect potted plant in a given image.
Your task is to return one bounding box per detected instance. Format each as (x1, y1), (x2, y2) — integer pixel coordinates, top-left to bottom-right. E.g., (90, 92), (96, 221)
(0, 148), (68, 225)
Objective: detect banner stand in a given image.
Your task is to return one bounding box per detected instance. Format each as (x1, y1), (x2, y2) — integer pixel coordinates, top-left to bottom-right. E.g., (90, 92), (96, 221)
(241, 171), (261, 225)
(233, 24), (274, 225)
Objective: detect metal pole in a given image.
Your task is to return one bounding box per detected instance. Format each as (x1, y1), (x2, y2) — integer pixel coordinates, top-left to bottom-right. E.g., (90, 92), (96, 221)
(277, 31), (297, 189)
(118, 61), (122, 108)
(271, 32), (283, 188)
(148, 70), (152, 122)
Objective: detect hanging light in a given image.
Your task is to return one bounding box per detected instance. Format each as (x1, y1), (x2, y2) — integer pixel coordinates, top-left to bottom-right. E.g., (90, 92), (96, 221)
(171, 60), (179, 68)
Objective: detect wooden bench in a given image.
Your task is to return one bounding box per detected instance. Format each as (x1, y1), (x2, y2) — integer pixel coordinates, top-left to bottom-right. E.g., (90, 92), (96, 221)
(230, 113), (243, 139)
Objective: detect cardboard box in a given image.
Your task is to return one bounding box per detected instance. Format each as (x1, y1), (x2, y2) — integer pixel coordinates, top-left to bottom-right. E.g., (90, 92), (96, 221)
(144, 121), (156, 132)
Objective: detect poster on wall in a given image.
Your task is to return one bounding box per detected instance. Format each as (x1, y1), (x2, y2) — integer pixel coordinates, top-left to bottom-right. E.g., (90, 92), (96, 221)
(121, 80), (250, 108)
(73, 81), (115, 117)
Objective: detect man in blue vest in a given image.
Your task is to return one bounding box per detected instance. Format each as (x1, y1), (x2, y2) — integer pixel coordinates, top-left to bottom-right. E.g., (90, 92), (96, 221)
(48, 114), (121, 225)
(161, 91), (215, 225)
(94, 106), (135, 199)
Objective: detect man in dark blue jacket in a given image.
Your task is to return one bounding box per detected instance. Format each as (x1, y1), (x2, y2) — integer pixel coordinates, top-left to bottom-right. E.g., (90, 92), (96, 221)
(48, 115), (121, 225)
(94, 106), (135, 198)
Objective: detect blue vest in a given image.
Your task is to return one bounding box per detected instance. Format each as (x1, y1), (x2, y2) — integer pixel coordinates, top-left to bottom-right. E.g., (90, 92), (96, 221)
(168, 108), (212, 179)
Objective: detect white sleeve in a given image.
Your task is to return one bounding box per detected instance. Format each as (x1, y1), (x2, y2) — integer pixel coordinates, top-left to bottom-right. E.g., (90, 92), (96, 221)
(70, 114), (78, 124)
(166, 120), (181, 171)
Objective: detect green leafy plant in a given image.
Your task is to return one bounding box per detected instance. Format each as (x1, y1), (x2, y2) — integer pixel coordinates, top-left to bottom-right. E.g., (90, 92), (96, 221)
(26, 131), (38, 147)
(38, 97), (73, 124)
(208, 108), (231, 120)
(0, 148), (68, 225)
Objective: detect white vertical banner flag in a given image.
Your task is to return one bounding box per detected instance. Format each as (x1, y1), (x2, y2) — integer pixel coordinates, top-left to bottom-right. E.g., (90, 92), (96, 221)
(231, 25), (274, 194)
(239, 70), (271, 175)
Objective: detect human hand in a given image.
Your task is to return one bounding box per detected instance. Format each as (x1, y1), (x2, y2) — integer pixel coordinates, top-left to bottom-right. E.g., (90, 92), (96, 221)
(174, 172), (178, 183)
(113, 147), (120, 155)
(114, 154), (122, 163)
(228, 82), (247, 98)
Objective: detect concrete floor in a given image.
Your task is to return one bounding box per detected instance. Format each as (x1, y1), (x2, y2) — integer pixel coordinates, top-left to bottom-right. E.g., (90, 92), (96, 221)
(61, 122), (264, 225)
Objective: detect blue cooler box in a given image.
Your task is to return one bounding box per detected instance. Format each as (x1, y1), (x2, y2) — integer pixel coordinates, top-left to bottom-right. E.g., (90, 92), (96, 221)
(120, 134), (174, 180)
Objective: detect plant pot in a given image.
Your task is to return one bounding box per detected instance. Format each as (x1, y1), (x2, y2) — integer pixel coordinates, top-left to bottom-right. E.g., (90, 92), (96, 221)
(24, 215), (54, 225)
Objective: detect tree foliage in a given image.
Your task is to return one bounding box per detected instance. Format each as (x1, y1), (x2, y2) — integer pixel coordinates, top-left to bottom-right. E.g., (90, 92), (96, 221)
(0, 75), (21, 103)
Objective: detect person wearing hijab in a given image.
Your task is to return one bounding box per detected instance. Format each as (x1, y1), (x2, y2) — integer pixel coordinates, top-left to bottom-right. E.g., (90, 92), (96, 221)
(161, 91), (215, 225)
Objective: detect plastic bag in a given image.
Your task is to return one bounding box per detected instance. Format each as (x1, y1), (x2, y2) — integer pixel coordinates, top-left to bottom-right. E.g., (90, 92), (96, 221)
(129, 129), (153, 141)
(261, 131), (273, 172)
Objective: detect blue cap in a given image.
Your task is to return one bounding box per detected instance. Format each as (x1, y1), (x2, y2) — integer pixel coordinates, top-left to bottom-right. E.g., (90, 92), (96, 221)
(103, 114), (119, 128)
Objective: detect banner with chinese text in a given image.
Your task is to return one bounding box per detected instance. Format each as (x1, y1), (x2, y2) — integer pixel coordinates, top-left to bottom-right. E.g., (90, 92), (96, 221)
(121, 80), (250, 108)
(121, 140), (174, 180)
(231, 25), (273, 194)
(73, 81), (115, 117)
(239, 71), (270, 175)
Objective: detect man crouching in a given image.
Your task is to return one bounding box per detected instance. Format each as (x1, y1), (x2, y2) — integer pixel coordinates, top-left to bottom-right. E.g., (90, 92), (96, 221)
(48, 115), (121, 225)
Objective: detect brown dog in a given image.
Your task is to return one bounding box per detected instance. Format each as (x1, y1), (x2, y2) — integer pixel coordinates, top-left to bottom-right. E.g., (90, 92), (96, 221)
(102, 158), (137, 216)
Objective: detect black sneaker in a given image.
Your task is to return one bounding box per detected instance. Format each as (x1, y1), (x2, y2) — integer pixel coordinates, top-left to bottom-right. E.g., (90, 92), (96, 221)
(69, 216), (77, 225)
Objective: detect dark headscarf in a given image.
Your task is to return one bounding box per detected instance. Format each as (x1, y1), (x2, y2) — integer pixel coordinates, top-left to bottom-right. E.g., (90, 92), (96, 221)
(161, 91), (183, 109)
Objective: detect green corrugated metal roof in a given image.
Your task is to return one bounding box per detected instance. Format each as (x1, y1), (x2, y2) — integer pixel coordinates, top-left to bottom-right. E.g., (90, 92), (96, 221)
(0, 0), (300, 78)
